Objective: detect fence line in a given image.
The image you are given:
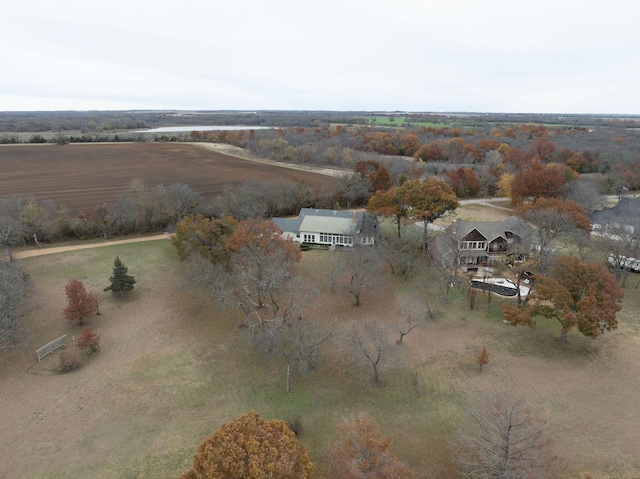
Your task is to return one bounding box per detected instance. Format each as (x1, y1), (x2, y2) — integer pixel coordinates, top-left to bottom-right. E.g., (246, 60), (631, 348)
(35, 335), (67, 361)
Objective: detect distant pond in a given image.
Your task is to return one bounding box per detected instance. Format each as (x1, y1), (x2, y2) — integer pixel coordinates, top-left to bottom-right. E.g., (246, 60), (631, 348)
(134, 125), (272, 133)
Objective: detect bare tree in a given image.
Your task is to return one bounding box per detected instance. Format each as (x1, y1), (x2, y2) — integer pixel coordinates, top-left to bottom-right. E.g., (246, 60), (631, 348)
(0, 260), (35, 349)
(596, 211), (640, 288)
(0, 195), (28, 259)
(260, 308), (333, 394)
(566, 176), (604, 213)
(184, 254), (328, 394)
(339, 246), (384, 306)
(349, 318), (397, 385)
(326, 253), (345, 294)
(380, 226), (422, 280)
(394, 293), (432, 344)
(336, 173), (372, 208)
(166, 182), (200, 221)
(520, 199), (590, 273)
(454, 390), (560, 479)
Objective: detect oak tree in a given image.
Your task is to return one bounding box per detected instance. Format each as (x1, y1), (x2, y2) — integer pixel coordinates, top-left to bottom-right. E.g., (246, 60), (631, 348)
(226, 218), (301, 309)
(397, 178), (458, 249)
(180, 411), (314, 479)
(354, 160), (393, 192)
(509, 161), (578, 205)
(172, 214), (237, 263)
(63, 279), (98, 325)
(323, 412), (413, 478)
(366, 188), (408, 238)
(502, 256), (624, 345)
(444, 167), (481, 198)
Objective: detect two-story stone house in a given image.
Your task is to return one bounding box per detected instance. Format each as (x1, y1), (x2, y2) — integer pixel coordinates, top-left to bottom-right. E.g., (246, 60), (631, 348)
(432, 216), (532, 269)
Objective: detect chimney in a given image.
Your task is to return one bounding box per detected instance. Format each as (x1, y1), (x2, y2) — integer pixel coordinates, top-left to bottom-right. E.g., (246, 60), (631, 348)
(352, 211), (357, 223)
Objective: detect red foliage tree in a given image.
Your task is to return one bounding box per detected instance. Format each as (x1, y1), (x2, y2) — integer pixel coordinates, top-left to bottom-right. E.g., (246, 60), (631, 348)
(76, 325), (100, 352)
(502, 256), (624, 345)
(529, 138), (556, 161)
(63, 279), (98, 325)
(445, 167), (481, 198)
(503, 147), (532, 172)
(323, 413), (413, 478)
(354, 160), (393, 192)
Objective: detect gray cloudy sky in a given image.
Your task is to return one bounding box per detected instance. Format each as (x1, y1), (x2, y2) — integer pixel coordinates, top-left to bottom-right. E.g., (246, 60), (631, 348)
(2, 0), (639, 114)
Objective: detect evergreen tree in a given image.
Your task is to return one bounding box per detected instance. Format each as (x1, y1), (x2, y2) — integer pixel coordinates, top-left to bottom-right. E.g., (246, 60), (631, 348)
(104, 257), (136, 297)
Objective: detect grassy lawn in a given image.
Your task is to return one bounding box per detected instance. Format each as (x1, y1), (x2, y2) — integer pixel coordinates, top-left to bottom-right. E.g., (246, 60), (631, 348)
(8, 236), (640, 478)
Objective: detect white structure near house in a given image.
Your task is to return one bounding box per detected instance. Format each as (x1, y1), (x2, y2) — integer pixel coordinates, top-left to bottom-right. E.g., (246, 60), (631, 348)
(273, 208), (378, 247)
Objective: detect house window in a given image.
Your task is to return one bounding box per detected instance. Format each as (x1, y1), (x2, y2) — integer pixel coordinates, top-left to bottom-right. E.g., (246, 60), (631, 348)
(462, 241), (485, 250)
(303, 234), (315, 243)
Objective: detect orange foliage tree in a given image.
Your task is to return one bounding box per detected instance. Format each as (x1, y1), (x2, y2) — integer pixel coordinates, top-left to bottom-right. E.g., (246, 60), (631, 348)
(63, 279), (98, 325)
(226, 218), (301, 309)
(322, 412), (413, 478)
(366, 188), (408, 238)
(172, 214), (238, 263)
(180, 411), (313, 479)
(367, 179), (458, 242)
(397, 178), (458, 248)
(509, 161), (578, 205)
(502, 256), (624, 345)
(413, 142), (443, 162)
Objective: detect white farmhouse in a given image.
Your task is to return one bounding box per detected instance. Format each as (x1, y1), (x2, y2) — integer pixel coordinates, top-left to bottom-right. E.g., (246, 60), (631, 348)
(273, 208), (378, 247)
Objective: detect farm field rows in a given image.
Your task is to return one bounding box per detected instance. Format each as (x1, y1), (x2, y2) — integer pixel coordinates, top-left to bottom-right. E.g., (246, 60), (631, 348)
(0, 143), (340, 213)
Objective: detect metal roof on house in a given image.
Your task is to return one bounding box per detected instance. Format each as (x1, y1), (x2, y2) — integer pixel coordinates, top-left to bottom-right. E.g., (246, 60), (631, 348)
(273, 208), (367, 235)
(589, 197), (640, 225)
(272, 217), (301, 233)
(300, 215), (358, 235)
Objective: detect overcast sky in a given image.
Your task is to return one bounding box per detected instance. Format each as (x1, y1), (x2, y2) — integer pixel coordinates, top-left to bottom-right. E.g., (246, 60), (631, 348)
(2, 0), (639, 114)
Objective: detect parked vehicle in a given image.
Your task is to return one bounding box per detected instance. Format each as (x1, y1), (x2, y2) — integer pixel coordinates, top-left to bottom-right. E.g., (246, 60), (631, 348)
(608, 254), (640, 273)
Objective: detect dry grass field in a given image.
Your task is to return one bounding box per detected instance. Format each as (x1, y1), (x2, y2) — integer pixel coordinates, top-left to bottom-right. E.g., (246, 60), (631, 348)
(2, 212), (640, 477)
(0, 143), (341, 212)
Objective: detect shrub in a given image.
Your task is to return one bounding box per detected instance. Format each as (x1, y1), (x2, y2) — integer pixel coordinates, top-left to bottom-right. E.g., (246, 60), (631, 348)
(58, 348), (83, 372)
(76, 326), (100, 352)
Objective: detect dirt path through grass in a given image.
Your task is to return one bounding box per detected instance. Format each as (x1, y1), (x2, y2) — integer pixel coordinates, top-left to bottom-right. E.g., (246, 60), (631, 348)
(13, 234), (172, 259)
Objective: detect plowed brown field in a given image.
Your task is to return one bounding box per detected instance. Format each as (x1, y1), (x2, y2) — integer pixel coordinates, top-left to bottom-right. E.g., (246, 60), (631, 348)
(0, 143), (341, 212)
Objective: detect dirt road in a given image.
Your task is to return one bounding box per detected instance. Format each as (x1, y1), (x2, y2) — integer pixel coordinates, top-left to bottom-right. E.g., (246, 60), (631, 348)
(13, 234), (172, 259)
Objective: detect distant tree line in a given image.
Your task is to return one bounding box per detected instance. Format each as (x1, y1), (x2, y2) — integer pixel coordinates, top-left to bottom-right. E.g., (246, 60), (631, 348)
(0, 166), (391, 250)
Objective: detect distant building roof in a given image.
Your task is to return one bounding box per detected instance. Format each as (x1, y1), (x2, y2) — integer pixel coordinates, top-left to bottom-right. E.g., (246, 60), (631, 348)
(589, 197), (640, 225)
